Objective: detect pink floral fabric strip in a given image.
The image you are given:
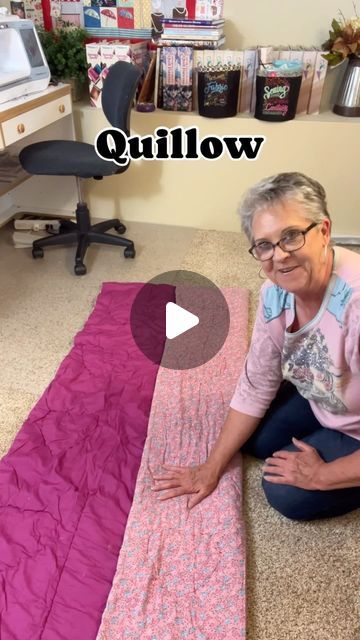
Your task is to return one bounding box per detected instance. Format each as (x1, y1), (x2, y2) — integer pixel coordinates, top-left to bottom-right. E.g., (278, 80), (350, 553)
(97, 287), (249, 640)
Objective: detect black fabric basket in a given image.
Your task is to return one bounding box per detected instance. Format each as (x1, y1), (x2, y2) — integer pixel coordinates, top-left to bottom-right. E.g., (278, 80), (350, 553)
(254, 74), (302, 121)
(197, 70), (240, 118)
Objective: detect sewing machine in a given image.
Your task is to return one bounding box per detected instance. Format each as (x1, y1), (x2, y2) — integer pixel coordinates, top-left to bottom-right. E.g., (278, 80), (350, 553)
(0, 10), (50, 105)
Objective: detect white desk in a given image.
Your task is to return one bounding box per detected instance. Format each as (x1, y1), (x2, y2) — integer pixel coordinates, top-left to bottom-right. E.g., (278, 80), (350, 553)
(0, 84), (78, 227)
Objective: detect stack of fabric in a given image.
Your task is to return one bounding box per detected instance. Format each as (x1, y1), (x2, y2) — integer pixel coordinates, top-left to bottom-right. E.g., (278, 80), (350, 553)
(159, 17), (225, 48)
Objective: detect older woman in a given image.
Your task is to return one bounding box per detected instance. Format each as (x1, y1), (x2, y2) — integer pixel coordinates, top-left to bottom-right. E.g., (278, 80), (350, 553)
(152, 172), (360, 521)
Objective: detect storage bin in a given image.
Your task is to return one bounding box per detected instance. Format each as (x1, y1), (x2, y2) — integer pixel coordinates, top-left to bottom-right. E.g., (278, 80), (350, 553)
(255, 61), (302, 122)
(197, 69), (240, 118)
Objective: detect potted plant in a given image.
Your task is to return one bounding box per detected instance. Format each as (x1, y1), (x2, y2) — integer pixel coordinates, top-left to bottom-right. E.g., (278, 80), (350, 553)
(322, 10), (360, 66)
(322, 8), (360, 116)
(37, 24), (89, 101)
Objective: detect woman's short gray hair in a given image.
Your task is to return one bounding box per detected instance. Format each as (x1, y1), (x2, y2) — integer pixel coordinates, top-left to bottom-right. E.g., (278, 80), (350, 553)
(238, 172), (331, 242)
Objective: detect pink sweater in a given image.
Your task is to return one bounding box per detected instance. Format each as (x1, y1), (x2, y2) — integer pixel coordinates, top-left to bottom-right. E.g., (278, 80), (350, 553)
(230, 246), (360, 441)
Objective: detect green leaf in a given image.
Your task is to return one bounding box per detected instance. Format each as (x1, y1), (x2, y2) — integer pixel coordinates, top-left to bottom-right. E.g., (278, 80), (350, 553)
(331, 19), (342, 35)
(36, 25), (89, 82)
(321, 51), (344, 66)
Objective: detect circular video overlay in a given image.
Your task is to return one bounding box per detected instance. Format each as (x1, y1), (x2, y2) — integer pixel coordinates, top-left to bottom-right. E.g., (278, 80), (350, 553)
(130, 270), (230, 370)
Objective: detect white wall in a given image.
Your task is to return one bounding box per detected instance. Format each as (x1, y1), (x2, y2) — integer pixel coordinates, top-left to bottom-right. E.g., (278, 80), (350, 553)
(224, 0), (351, 49)
(74, 107), (360, 236)
(73, 0), (359, 235)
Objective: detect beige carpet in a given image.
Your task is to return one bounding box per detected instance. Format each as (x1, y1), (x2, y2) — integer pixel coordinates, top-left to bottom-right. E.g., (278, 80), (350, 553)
(182, 230), (360, 640)
(0, 222), (359, 640)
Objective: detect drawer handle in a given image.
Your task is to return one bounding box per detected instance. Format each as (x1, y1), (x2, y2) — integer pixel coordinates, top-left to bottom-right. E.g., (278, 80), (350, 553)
(17, 123), (25, 134)
(59, 104), (65, 114)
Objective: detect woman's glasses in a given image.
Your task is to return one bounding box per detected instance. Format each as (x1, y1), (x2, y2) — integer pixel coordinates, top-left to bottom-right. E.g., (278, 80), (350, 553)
(248, 222), (318, 261)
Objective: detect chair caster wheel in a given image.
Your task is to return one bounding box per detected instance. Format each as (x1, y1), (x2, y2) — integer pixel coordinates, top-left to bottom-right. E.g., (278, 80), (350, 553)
(32, 246), (44, 259)
(124, 246), (135, 259)
(115, 223), (126, 234)
(74, 262), (87, 276)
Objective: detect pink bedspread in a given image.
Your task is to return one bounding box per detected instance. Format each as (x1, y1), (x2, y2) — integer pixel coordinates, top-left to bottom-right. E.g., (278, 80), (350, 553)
(97, 287), (249, 640)
(0, 282), (172, 640)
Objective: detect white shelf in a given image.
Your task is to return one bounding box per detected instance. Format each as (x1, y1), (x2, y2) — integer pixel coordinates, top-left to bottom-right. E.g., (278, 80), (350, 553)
(74, 101), (358, 124)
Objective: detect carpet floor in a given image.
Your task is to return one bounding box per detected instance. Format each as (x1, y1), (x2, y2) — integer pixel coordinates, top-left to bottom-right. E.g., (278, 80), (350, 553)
(0, 221), (359, 640)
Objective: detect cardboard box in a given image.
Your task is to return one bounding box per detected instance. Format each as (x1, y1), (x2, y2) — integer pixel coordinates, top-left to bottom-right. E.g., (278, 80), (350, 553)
(239, 48), (256, 113)
(86, 43), (102, 108)
(307, 50), (328, 115)
(86, 41), (150, 108)
(162, 47), (193, 112)
(296, 49), (317, 115)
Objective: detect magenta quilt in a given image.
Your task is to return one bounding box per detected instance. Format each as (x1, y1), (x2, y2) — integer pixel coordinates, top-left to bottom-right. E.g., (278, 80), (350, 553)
(0, 283), (173, 640)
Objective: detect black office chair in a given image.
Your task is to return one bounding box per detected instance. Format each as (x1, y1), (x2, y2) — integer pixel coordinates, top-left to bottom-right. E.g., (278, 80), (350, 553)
(19, 61), (142, 275)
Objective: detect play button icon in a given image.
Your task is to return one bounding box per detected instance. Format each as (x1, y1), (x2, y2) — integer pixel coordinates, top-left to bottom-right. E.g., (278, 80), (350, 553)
(130, 270), (230, 370)
(166, 302), (199, 339)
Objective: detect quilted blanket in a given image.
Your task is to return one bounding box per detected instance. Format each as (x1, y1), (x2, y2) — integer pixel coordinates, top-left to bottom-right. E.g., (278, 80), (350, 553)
(97, 287), (249, 640)
(0, 283), (173, 640)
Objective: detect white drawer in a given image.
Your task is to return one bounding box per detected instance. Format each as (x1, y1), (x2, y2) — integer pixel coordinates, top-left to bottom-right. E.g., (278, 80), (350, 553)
(1, 94), (72, 147)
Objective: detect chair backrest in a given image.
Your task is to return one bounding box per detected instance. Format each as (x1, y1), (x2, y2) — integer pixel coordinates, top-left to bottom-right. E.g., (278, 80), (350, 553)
(101, 61), (142, 134)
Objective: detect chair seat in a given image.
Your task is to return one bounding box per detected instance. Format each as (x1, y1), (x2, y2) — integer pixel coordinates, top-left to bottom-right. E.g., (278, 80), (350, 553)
(16, 61), (142, 275)
(19, 140), (122, 178)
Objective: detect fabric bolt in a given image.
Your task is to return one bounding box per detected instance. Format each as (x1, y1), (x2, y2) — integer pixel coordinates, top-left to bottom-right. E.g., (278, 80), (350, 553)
(97, 287), (249, 640)
(134, 0), (152, 27)
(0, 282), (173, 640)
(231, 246), (360, 441)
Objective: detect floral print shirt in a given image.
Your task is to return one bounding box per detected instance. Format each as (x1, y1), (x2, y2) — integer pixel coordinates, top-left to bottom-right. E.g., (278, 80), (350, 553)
(231, 246), (360, 440)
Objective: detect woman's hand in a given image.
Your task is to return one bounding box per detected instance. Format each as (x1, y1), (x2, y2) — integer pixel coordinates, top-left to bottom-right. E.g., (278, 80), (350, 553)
(263, 437), (327, 490)
(151, 463), (220, 509)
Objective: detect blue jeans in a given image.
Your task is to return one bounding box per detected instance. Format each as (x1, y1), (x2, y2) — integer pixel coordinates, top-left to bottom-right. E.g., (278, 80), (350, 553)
(242, 382), (360, 521)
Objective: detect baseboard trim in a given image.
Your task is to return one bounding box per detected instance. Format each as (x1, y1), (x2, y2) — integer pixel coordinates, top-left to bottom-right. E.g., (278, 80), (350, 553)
(332, 236), (360, 246)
